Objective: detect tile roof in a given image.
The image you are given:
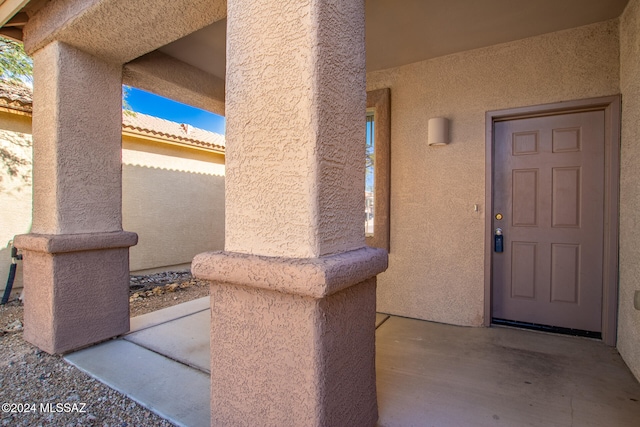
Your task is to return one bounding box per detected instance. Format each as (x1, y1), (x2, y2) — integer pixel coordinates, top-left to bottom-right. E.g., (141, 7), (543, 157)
(0, 81), (225, 152)
(0, 80), (32, 113)
(122, 112), (225, 152)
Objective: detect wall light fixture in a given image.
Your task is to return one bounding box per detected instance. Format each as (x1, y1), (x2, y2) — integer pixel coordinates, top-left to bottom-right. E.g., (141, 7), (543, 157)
(428, 117), (449, 146)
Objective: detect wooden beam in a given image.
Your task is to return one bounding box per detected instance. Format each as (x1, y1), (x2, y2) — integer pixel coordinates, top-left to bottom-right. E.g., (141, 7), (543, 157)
(0, 26), (22, 41)
(0, 0), (29, 27)
(4, 11), (27, 26)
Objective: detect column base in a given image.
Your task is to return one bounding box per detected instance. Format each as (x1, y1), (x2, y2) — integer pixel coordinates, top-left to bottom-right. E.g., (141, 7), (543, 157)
(193, 247), (388, 427)
(14, 231), (138, 354)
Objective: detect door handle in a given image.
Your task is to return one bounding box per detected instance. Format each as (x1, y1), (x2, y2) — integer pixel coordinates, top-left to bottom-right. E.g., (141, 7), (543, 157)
(494, 228), (503, 253)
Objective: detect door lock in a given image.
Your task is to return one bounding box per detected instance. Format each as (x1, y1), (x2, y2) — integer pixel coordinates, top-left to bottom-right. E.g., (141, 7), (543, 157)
(494, 228), (504, 253)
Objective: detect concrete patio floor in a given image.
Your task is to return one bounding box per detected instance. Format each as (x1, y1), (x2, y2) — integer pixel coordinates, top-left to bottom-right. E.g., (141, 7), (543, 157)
(64, 297), (640, 427)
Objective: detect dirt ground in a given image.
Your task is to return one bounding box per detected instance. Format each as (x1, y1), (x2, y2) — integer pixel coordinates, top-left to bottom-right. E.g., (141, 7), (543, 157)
(0, 271), (209, 332)
(128, 272), (210, 317)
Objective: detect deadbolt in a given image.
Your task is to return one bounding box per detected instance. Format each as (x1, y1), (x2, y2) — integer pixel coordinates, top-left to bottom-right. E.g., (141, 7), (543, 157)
(495, 213), (503, 220)
(494, 228), (503, 253)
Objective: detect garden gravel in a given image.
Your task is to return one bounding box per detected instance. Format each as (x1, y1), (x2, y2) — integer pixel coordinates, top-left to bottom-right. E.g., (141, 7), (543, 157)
(0, 271), (209, 426)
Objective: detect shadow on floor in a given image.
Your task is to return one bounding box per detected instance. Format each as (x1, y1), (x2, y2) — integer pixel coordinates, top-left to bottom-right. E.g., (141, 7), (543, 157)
(65, 298), (640, 427)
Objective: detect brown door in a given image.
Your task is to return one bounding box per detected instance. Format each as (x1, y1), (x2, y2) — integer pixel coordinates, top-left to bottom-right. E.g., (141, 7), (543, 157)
(492, 110), (605, 333)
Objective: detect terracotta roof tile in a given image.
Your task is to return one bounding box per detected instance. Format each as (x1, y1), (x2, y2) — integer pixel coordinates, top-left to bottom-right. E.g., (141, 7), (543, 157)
(122, 112), (225, 152)
(0, 81), (225, 152)
(0, 80), (32, 112)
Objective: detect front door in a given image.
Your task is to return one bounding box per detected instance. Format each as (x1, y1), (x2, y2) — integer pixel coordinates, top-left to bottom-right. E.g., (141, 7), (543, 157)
(492, 110), (605, 334)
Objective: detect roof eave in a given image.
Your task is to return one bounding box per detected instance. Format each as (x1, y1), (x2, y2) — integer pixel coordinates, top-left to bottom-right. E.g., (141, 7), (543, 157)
(0, 0), (30, 28)
(122, 128), (226, 155)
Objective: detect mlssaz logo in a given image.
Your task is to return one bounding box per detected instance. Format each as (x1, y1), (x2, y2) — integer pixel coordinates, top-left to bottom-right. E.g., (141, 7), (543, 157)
(39, 402), (88, 413)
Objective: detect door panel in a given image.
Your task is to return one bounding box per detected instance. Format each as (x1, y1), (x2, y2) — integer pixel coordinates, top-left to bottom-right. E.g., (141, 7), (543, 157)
(492, 111), (604, 333)
(512, 169), (538, 226)
(511, 242), (536, 299)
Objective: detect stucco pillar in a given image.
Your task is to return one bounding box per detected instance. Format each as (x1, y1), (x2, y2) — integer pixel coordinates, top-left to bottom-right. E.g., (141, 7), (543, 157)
(13, 41), (137, 354)
(192, 0), (387, 425)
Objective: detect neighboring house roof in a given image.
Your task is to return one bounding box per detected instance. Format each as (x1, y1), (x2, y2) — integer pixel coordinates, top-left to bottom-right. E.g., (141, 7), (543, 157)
(122, 113), (225, 153)
(0, 81), (32, 113)
(0, 81), (225, 153)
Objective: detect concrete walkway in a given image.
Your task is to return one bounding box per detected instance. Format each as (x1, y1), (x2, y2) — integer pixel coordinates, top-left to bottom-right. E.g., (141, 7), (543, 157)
(65, 297), (640, 427)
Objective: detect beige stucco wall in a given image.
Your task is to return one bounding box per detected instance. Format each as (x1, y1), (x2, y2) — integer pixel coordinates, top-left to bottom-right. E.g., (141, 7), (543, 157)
(367, 20), (620, 326)
(122, 135), (225, 271)
(224, 0), (365, 259)
(618, 0), (640, 381)
(0, 110), (32, 293)
(0, 116), (225, 293)
(32, 42), (124, 236)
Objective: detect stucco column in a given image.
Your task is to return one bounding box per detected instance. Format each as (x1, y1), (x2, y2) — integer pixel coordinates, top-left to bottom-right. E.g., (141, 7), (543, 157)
(13, 41), (137, 354)
(192, 0), (387, 425)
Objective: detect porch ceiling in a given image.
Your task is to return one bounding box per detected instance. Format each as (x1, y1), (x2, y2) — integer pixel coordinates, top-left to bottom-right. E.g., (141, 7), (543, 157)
(0, 0), (629, 88)
(158, 0), (630, 79)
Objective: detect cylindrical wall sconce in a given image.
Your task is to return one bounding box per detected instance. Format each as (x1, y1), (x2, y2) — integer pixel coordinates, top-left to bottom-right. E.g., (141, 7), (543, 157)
(428, 117), (449, 146)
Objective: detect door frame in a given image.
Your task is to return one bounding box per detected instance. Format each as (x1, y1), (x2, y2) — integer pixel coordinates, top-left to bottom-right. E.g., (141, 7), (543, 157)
(484, 95), (621, 346)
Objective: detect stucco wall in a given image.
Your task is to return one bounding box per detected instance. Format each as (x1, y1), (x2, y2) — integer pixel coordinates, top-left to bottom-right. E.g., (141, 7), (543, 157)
(367, 20), (620, 326)
(618, 0), (640, 380)
(225, 0), (365, 259)
(0, 111), (32, 293)
(0, 117), (225, 294)
(122, 135), (225, 271)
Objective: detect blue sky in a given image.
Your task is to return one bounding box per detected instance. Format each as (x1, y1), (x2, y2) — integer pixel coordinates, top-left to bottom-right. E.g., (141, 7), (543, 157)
(125, 87), (226, 135)
(126, 88), (372, 191)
